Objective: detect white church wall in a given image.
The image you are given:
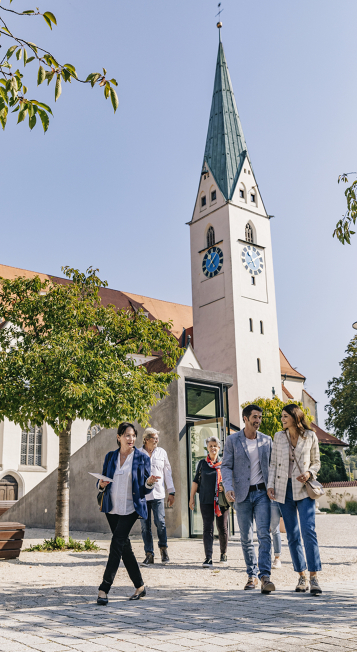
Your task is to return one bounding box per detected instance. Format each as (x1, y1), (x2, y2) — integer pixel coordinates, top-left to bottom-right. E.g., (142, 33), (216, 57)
(283, 378), (304, 403)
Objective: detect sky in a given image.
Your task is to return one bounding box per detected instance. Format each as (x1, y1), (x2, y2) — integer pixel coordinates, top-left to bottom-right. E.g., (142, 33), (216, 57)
(1, 0), (357, 427)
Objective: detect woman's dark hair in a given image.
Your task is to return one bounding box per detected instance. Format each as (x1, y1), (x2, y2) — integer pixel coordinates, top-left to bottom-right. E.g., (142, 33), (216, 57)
(281, 404), (314, 436)
(117, 422), (137, 448)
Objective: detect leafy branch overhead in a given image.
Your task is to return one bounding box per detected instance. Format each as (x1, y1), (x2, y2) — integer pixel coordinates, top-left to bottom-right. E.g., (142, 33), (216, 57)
(334, 173), (357, 245)
(0, 1), (119, 132)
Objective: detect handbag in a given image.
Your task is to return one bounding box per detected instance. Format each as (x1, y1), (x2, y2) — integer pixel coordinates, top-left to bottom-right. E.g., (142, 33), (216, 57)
(97, 489), (105, 511)
(285, 432), (324, 500)
(218, 489), (233, 510)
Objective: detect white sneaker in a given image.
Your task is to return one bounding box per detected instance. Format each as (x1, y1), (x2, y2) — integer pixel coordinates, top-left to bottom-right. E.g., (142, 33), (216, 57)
(271, 557), (281, 569)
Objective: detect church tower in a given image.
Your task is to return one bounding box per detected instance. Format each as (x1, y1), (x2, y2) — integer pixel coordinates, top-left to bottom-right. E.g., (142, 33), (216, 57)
(188, 28), (282, 428)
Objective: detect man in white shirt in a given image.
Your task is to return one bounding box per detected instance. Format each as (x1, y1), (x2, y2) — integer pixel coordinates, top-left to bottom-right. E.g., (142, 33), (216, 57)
(139, 428), (175, 565)
(221, 404), (275, 594)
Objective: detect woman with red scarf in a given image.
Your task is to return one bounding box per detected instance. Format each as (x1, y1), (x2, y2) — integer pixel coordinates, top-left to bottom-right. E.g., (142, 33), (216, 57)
(189, 436), (229, 567)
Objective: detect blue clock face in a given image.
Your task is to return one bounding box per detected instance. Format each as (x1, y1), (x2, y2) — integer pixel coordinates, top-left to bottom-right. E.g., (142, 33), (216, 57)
(202, 246), (223, 278)
(241, 245), (264, 276)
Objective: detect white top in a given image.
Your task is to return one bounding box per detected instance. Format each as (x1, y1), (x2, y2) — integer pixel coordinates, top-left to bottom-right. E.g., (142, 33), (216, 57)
(109, 450), (135, 515)
(138, 446), (175, 500)
(246, 437), (264, 485)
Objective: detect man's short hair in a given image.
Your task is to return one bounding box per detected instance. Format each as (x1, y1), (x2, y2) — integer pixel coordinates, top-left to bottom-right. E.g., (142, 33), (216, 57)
(242, 404), (263, 421)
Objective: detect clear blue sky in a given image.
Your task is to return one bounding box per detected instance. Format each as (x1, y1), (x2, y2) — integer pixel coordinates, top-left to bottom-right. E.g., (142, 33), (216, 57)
(1, 0), (356, 427)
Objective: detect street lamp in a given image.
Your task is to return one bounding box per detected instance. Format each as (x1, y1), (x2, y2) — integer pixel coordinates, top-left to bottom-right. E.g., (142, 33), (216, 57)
(353, 322), (357, 330)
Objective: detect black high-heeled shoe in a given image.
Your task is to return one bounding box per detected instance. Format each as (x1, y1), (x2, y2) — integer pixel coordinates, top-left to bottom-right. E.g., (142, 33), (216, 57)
(97, 593), (108, 605)
(129, 587), (146, 601)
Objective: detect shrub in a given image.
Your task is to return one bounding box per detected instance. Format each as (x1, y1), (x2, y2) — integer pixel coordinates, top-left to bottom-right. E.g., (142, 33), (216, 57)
(345, 500), (357, 515)
(25, 537), (100, 552)
(328, 502), (345, 514)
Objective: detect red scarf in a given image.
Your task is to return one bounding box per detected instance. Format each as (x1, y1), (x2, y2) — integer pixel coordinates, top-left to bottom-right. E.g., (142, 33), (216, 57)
(206, 455), (222, 517)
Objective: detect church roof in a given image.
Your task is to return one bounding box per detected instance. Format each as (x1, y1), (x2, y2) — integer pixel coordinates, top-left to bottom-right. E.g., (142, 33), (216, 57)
(204, 37), (249, 200)
(280, 349), (305, 380)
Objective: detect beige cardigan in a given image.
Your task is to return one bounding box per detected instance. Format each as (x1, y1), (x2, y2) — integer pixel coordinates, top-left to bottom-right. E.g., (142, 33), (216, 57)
(268, 429), (321, 503)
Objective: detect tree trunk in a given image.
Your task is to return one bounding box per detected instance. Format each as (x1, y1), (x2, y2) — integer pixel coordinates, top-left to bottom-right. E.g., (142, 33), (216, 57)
(55, 419), (72, 541)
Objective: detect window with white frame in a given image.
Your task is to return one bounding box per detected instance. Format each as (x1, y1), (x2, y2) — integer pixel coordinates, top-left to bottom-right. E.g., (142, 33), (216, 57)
(249, 318), (253, 332)
(260, 321), (264, 334)
(87, 424), (102, 442)
(257, 358), (261, 373)
(21, 424), (42, 466)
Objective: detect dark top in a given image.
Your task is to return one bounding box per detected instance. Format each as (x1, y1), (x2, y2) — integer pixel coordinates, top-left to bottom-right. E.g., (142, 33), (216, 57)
(194, 458), (220, 505)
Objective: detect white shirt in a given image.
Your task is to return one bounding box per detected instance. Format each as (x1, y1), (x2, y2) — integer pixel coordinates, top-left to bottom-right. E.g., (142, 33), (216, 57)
(139, 446), (175, 500)
(246, 437), (264, 485)
(109, 450), (135, 515)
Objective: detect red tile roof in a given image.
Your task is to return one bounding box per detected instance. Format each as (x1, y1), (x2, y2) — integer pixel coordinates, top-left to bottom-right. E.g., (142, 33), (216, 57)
(321, 481), (357, 488)
(282, 384), (294, 399)
(312, 422), (347, 447)
(143, 356), (173, 374)
(280, 349), (305, 380)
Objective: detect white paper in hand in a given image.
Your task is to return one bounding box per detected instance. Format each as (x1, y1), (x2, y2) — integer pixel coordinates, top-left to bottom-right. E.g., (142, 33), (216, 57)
(88, 472), (113, 483)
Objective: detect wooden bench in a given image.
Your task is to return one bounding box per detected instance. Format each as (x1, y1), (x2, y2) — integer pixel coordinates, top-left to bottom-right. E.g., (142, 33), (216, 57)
(0, 523), (26, 559)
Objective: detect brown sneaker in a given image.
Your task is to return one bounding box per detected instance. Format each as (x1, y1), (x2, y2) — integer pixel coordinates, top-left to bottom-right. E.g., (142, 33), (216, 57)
(244, 576), (258, 590)
(261, 576), (275, 593)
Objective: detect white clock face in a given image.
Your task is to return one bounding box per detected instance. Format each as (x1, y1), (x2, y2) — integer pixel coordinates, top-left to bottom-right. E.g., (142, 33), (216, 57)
(241, 245), (264, 276)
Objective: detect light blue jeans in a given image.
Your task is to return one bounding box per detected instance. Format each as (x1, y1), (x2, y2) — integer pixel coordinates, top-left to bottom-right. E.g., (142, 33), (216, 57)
(235, 489), (272, 579)
(270, 501), (282, 556)
(278, 479), (322, 572)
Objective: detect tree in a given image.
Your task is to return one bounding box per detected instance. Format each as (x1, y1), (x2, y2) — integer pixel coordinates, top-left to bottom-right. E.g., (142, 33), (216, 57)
(318, 444), (348, 484)
(0, 267), (181, 539)
(241, 396), (313, 440)
(0, 1), (118, 132)
(334, 174), (357, 244)
(325, 335), (357, 452)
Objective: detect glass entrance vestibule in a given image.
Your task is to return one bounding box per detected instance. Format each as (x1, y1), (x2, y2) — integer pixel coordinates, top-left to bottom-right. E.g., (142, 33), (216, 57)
(185, 380), (231, 537)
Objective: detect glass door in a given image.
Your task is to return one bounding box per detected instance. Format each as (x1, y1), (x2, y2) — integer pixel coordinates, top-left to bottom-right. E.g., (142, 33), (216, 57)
(187, 417), (225, 536)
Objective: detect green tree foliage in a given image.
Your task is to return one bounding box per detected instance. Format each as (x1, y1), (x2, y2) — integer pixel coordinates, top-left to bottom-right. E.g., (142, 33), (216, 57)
(325, 335), (357, 451)
(0, 267), (181, 538)
(0, 1), (118, 132)
(318, 444), (348, 484)
(334, 174), (357, 244)
(241, 396), (313, 440)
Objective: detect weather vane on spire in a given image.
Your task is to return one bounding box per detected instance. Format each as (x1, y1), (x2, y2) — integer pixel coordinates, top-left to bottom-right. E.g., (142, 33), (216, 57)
(216, 3), (223, 29)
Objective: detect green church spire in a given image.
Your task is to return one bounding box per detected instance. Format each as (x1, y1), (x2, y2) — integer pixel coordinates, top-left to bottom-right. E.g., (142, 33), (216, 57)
(204, 38), (249, 201)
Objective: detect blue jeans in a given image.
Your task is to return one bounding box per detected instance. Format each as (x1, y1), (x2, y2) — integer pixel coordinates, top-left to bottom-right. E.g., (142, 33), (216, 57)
(270, 501), (282, 556)
(236, 489), (272, 579)
(278, 479), (321, 573)
(140, 499), (167, 554)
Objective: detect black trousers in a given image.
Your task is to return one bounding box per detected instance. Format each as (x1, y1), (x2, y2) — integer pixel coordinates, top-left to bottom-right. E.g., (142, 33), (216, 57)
(200, 503), (229, 560)
(98, 511), (144, 593)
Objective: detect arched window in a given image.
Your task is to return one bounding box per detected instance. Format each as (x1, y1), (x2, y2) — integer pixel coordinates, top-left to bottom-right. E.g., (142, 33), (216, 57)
(257, 358), (261, 373)
(207, 226), (215, 249)
(245, 223), (253, 243)
(87, 424), (102, 442)
(249, 318), (253, 332)
(260, 321), (264, 334)
(21, 424), (42, 466)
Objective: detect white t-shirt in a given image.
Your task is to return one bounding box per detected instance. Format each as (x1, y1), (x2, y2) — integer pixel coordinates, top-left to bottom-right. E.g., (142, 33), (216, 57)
(245, 437), (264, 485)
(109, 450), (135, 515)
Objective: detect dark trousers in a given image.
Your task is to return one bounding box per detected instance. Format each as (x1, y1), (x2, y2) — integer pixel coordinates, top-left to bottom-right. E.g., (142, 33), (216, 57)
(140, 498), (168, 554)
(98, 512), (144, 593)
(200, 502), (229, 560)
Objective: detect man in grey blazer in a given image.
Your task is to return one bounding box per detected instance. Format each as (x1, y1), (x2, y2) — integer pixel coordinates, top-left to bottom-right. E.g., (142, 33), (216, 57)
(221, 404), (275, 593)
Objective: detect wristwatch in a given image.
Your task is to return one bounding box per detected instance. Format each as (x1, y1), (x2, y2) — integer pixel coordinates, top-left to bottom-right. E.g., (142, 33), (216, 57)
(169, 492), (175, 496)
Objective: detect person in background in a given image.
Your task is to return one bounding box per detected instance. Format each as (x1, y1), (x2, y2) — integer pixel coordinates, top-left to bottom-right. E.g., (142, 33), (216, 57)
(221, 404), (275, 594)
(268, 404), (322, 594)
(139, 428), (175, 565)
(189, 436), (229, 567)
(96, 422), (160, 605)
(270, 501), (282, 569)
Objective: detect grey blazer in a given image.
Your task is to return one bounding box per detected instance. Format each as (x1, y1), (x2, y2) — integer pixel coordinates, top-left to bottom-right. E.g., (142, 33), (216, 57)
(221, 430), (272, 504)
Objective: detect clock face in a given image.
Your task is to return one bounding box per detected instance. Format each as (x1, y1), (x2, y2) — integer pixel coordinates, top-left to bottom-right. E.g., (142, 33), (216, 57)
(241, 245), (264, 276)
(202, 246), (223, 278)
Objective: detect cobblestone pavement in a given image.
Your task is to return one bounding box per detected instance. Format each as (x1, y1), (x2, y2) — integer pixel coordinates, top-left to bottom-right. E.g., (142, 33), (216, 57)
(0, 515), (356, 651)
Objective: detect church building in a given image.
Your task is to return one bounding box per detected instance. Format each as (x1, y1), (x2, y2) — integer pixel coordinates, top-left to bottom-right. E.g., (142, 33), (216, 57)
(1, 29), (342, 534)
